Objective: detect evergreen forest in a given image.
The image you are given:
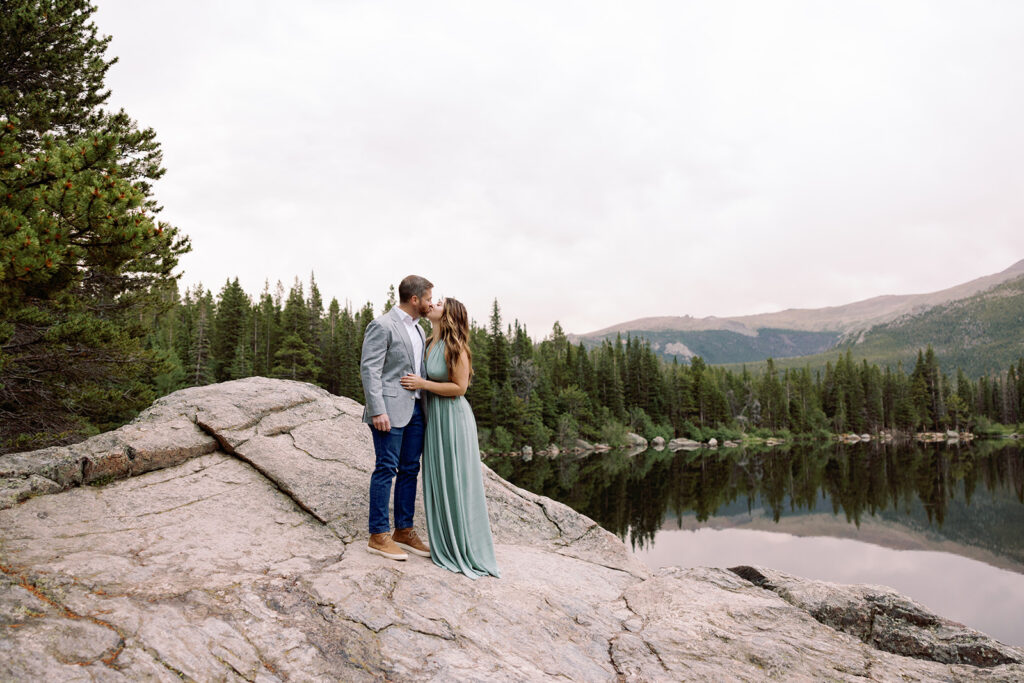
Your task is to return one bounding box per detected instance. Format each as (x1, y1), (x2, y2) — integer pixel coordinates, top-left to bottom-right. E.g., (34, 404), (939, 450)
(136, 276), (1024, 456)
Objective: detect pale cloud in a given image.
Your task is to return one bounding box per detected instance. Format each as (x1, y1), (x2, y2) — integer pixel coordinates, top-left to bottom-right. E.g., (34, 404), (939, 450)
(94, 0), (1024, 336)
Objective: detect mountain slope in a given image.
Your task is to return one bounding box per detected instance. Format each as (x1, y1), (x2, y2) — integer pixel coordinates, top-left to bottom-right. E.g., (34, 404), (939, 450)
(579, 327), (840, 364)
(574, 259), (1024, 370)
(580, 259), (1024, 337)
(767, 271), (1024, 377)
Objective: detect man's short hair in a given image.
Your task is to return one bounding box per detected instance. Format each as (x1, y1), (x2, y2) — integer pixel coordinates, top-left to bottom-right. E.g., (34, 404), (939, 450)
(398, 275), (433, 303)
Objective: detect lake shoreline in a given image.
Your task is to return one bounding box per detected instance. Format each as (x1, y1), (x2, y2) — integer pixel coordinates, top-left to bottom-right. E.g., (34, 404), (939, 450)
(482, 427), (1023, 457)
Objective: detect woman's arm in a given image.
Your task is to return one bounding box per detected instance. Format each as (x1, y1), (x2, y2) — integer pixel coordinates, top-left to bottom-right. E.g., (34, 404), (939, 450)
(400, 349), (470, 397)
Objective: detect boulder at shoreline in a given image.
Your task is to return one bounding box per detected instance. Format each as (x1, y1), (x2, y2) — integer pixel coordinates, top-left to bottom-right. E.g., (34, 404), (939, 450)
(1, 378), (1021, 681)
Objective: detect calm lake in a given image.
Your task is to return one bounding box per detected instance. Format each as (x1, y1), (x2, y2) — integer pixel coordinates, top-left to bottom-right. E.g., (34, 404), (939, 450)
(484, 440), (1024, 646)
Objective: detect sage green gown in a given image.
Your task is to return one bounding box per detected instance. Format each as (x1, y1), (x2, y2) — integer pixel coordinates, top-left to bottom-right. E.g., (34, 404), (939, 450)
(422, 341), (500, 579)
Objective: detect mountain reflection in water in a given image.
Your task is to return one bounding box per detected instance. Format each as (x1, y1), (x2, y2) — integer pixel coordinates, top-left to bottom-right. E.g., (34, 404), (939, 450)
(485, 441), (1024, 645)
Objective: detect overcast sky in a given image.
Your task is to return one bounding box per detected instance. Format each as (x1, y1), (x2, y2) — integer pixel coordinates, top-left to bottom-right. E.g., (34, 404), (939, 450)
(92, 0), (1024, 336)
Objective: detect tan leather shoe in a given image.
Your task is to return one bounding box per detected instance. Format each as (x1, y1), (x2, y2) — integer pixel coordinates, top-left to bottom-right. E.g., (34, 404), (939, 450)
(367, 532), (408, 561)
(392, 527), (430, 557)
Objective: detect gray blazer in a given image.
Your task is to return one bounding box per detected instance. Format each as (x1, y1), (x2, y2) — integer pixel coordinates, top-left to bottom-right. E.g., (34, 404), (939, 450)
(359, 307), (427, 428)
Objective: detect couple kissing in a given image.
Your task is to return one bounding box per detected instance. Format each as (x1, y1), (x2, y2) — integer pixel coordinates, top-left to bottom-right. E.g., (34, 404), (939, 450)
(359, 275), (500, 579)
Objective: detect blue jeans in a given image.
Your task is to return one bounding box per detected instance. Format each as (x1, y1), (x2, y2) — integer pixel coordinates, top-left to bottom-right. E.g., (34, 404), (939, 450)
(368, 401), (425, 534)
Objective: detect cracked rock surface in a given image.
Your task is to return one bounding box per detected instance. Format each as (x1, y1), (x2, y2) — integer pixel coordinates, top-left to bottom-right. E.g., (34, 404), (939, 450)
(1, 377), (1022, 681)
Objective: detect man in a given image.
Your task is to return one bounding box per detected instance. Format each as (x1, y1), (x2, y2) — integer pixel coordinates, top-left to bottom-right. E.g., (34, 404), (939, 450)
(359, 275), (433, 561)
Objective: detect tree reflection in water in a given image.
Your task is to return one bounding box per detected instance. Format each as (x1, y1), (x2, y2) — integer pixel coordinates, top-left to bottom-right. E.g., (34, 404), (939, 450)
(484, 441), (1024, 558)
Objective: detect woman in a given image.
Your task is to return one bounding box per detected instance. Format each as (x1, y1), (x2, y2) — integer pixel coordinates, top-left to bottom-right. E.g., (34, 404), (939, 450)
(399, 298), (500, 579)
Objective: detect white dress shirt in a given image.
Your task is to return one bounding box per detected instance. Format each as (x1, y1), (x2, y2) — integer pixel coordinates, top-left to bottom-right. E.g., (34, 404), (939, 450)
(396, 307), (423, 398)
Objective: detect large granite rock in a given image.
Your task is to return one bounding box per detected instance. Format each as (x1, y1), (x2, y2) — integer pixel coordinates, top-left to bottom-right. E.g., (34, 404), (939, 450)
(624, 432), (647, 449)
(667, 437), (701, 451)
(1, 377), (1022, 681)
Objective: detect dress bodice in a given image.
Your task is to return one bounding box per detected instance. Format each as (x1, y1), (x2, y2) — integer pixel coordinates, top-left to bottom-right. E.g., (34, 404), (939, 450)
(426, 340), (449, 382)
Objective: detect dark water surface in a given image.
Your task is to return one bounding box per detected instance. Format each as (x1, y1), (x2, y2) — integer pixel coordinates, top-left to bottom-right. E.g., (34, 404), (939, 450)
(484, 440), (1024, 646)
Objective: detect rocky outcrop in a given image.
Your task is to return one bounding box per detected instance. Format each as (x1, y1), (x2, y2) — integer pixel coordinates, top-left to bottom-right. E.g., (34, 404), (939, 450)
(2, 378), (1022, 681)
(624, 432), (647, 449)
(917, 431), (975, 443)
(667, 437), (700, 451)
(0, 402), (216, 509)
(574, 438), (594, 452)
(730, 566), (1022, 668)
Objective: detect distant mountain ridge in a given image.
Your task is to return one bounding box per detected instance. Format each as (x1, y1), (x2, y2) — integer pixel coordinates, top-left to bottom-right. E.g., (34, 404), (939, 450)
(580, 259), (1024, 338)
(573, 259), (1024, 370)
(760, 269), (1024, 377)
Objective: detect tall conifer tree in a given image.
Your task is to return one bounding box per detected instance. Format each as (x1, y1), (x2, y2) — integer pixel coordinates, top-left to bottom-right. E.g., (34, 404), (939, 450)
(1, 1), (190, 450)
(211, 278), (249, 381)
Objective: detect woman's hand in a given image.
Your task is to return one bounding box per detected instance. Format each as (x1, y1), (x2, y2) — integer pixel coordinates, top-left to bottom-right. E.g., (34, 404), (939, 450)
(400, 373), (426, 391)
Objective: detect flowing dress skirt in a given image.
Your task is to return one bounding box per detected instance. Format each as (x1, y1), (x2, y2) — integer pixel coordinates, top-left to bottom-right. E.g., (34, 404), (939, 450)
(422, 346), (500, 579)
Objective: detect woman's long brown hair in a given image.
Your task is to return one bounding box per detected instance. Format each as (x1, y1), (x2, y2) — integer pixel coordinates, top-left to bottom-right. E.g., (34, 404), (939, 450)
(438, 298), (473, 379)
